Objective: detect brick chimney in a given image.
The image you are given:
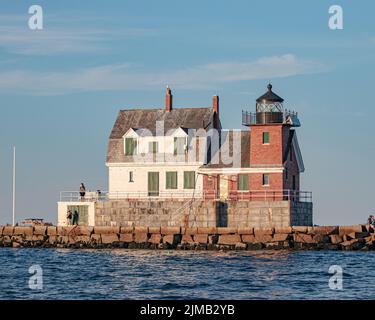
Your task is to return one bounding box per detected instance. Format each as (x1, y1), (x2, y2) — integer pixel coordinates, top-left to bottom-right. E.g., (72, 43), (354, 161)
(213, 95), (219, 129)
(166, 85), (173, 112)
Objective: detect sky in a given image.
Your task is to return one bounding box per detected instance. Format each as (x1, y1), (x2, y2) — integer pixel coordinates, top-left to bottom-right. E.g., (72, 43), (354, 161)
(0, 0), (374, 225)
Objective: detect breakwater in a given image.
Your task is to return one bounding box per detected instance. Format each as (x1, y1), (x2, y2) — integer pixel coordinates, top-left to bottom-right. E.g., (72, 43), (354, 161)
(1, 225), (374, 251)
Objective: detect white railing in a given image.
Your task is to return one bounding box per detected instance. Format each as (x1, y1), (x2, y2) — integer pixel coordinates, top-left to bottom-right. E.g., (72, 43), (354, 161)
(59, 189), (312, 203)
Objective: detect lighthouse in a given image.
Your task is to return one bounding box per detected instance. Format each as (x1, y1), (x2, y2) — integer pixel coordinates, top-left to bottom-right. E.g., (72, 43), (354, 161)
(242, 84), (305, 197)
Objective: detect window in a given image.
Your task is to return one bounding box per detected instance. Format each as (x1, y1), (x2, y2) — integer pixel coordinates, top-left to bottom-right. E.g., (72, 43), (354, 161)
(125, 138), (137, 156)
(149, 141), (158, 154)
(285, 168), (288, 180)
(262, 173), (270, 186)
(292, 175), (296, 190)
(129, 171), (134, 182)
(263, 132), (270, 144)
(174, 137), (186, 155)
(166, 171), (178, 189)
(184, 171), (195, 189)
(237, 174), (249, 191)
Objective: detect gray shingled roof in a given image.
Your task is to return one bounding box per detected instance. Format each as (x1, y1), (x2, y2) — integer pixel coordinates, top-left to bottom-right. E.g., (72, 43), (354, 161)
(202, 130), (250, 169)
(107, 107), (214, 163)
(109, 108), (212, 139)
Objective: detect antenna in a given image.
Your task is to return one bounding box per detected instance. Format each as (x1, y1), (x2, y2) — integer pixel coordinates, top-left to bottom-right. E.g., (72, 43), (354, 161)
(12, 146), (16, 226)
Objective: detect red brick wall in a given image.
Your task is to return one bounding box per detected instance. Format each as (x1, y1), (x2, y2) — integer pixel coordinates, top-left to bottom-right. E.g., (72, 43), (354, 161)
(250, 125), (289, 165)
(249, 172), (283, 191)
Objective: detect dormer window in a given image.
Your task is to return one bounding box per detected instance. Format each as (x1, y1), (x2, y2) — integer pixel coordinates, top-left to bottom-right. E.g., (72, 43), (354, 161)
(174, 137), (186, 155)
(125, 138), (137, 156)
(149, 141), (158, 154)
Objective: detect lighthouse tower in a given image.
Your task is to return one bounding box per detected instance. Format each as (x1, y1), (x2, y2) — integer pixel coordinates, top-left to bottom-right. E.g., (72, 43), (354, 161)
(242, 84), (305, 196)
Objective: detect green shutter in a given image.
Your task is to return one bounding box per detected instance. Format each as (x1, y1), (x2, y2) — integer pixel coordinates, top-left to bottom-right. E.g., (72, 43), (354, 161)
(174, 137), (185, 155)
(148, 172), (159, 196)
(263, 132), (270, 144)
(166, 172), (177, 189)
(125, 138), (137, 155)
(184, 171), (195, 189)
(238, 174), (248, 191)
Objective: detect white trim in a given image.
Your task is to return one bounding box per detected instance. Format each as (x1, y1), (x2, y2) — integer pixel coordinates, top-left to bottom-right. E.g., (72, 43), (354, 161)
(106, 162), (204, 167)
(198, 166), (284, 174)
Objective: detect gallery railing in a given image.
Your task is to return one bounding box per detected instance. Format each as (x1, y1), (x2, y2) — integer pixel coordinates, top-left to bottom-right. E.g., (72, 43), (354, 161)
(60, 190), (312, 203)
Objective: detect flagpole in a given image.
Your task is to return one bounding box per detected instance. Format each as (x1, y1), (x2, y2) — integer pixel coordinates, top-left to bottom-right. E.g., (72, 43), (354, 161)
(12, 146), (16, 226)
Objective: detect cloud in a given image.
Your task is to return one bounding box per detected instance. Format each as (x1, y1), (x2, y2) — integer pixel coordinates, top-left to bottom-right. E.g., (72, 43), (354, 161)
(0, 54), (327, 95)
(0, 15), (158, 55)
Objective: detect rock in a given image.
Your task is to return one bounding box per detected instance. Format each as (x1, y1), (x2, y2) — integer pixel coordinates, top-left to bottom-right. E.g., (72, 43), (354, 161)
(47, 226), (57, 236)
(119, 233), (133, 243)
(14, 227), (33, 236)
(312, 234), (330, 243)
(148, 227), (161, 234)
(254, 228), (274, 236)
(217, 227), (237, 234)
(57, 226), (76, 236)
(134, 227), (148, 234)
(347, 232), (369, 239)
(181, 234), (194, 244)
(241, 234), (256, 243)
(330, 235), (343, 244)
(75, 236), (91, 244)
(194, 234), (208, 244)
(197, 227), (217, 234)
(90, 234), (101, 244)
(275, 227), (292, 234)
(12, 242), (21, 248)
(292, 226), (308, 233)
(293, 233), (317, 243)
(101, 234), (119, 244)
(72, 226), (93, 236)
(273, 234), (290, 242)
(48, 235), (57, 244)
(247, 243), (264, 250)
(208, 235), (218, 245)
(339, 225), (365, 235)
(163, 234), (180, 246)
(255, 234), (273, 243)
(161, 227), (181, 235)
(184, 227), (198, 235)
(235, 242), (247, 250)
(218, 234), (241, 245)
(308, 226), (339, 235)
(120, 226), (134, 234)
(237, 227), (254, 235)
(94, 226), (120, 234)
(149, 234), (162, 244)
(134, 233), (148, 243)
(3, 226), (14, 236)
(11, 236), (23, 243)
(33, 226), (47, 236)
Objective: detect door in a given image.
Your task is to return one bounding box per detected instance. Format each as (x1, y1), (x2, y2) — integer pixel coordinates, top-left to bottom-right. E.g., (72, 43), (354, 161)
(67, 205), (89, 225)
(219, 175), (228, 200)
(148, 172), (159, 196)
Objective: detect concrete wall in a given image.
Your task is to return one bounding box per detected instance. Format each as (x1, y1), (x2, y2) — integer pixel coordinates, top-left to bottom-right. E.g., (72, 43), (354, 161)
(290, 201), (313, 226)
(92, 199), (313, 228)
(223, 201), (292, 228)
(95, 200), (217, 227)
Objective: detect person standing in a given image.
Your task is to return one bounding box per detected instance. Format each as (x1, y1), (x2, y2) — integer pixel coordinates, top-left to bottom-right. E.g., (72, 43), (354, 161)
(66, 210), (72, 226)
(368, 215), (375, 232)
(79, 183), (86, 201)
(72, 210), (79, 225)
